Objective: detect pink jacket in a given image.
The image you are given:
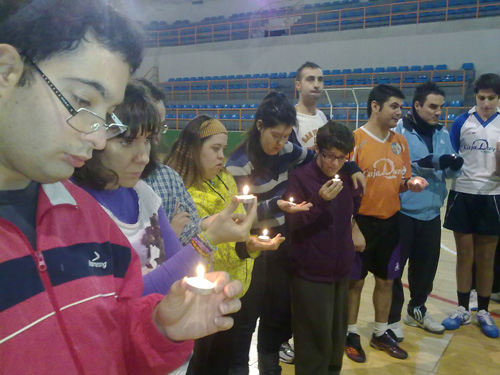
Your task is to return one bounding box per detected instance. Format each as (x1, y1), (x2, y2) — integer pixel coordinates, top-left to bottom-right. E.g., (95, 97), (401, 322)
(0, 181), (193, 374)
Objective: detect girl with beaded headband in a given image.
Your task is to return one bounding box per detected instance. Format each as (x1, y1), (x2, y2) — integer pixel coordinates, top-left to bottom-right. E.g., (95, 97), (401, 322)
(166, 115), (284, 375)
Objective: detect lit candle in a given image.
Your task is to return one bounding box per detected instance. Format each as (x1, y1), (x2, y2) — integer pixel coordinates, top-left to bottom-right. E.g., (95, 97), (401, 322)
(186, 264), (215, 295)
(332, 174), (341, 182)
(236, 185), (256, 204)
(288, 197), (296, 206)
(258, 228), (270, 242)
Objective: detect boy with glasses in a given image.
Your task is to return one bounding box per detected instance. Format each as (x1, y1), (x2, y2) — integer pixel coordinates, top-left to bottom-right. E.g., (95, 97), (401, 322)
(286, 121), (362, 375)
(0, 1), (254, 373)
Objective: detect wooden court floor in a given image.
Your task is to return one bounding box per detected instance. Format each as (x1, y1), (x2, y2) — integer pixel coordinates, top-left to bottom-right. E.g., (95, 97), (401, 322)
(248, 226), (500, 375)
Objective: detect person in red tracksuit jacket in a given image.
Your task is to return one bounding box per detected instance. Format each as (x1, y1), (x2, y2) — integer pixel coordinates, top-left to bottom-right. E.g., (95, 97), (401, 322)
(0, 1), (255, 374)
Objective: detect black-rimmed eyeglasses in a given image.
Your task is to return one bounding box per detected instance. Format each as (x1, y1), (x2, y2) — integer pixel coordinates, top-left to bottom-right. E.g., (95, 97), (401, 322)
(26, 56), (128, 139)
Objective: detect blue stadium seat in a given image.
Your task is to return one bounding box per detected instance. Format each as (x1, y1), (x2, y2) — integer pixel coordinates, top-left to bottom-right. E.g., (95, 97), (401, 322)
(221, 113), (230, 120)
(189, 113), (196, 119)
(450, 100), (463, 107)
(447, 114), (456, 121)
(323, 69), (332, 75)
(288, 72), (297, 78)
(435, 64), (448, 70)
(231, 114), (240, 119)
(223, 104), (232, 109)
(353, 68), (363, 74)
(363, 67), (374, 74)
(345, 79), (354, 85)
(461, 62), (474, 70)
(375, 67), (385, 73)
(386, 66), (397, 72)
(250, 114), (256, 119)
(341, 69), (352, 74)
(324, 80), (333, 86)
(331, 69), (341, 75)
(423, 65), (434, 71)
(404, 77), (416, 83)
(398, 66), (409, 72)
(410, 65), (422, 71)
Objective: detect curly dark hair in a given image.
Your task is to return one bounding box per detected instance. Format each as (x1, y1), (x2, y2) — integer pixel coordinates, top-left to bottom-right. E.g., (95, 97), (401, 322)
(73, 80), (161, 190)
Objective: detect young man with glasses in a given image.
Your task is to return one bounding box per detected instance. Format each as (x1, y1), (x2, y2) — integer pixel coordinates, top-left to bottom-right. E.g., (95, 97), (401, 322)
(0, 1), (255, 373)
(345, 85), (428, 363)
(139, 79), (208, 246)
(285, 121), (362, 375)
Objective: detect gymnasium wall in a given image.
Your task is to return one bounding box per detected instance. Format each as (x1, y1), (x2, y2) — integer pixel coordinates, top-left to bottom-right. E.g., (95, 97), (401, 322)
(136, 16), (498, 80)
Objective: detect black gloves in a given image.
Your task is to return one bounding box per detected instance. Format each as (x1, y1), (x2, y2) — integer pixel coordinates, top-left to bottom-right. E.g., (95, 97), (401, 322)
(416, 154), (463, 171)
(416, 155), (433, 168)
(439, 154), (464, 171)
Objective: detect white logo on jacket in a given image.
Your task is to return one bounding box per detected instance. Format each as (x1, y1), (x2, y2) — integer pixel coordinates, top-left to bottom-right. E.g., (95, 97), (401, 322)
(89, 251), (107, 269)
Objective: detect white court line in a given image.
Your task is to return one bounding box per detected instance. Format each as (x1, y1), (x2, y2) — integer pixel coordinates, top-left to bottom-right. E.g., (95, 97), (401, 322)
(440, 226), (457, 255)
(440, 243), (457, 255)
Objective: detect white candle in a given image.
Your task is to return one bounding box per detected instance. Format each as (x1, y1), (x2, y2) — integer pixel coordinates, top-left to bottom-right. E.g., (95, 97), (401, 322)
(186, 264), (215, 295)
(332, 174), (341, 182)
(258, 228), (270, 242)
(288, 197), (296, 206)
(236, 185), (256, 204)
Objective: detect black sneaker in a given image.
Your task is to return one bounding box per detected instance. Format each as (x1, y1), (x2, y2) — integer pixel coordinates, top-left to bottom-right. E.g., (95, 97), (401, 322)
(370, 331), (408, 360)
(345, 333), (366, 363)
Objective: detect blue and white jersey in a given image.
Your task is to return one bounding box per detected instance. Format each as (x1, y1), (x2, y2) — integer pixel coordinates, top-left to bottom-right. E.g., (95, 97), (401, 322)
(449, 106), (500, 195)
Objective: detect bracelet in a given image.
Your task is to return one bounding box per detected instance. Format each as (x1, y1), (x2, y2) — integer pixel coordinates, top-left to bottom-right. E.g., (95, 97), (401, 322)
(199, 231), (217, 251)
(191, 233), (216, 272)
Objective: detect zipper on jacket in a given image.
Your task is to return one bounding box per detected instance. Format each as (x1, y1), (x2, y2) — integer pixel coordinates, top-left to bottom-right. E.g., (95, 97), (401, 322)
(35, 251), (47, 272)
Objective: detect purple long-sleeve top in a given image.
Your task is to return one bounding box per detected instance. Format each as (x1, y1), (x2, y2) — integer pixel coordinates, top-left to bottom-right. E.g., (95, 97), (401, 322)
(285, 160), (361, 283)
(79, 183), (204, 296)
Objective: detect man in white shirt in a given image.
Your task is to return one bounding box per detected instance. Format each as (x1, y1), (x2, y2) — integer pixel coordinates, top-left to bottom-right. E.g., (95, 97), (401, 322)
(290, 61), (328, 150)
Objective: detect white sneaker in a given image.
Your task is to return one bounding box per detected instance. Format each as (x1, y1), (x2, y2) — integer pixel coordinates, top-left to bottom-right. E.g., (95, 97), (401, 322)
(470, 289), (478, 311)
(387, 321), (404, 342)
(404, 307), (445, 334)
(490, 292), (500, 303)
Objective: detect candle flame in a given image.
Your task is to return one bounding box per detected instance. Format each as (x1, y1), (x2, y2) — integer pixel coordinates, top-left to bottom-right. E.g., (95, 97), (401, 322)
(243, 185), (249, 195)
(335, 174), (339, 179)
(289, 197), (294, 204)
(196, 264), (206, 278)
(263, 229), (268, 236)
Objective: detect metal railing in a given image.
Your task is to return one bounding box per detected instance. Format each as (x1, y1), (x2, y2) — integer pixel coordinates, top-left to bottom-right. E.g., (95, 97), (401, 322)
(145, 0), (500, 47)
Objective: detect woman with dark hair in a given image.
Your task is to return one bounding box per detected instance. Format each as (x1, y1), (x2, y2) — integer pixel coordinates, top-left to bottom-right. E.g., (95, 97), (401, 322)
(73, 81), (256, 297)
(226, 92), (364, 375)
(166, 115), (284, 375)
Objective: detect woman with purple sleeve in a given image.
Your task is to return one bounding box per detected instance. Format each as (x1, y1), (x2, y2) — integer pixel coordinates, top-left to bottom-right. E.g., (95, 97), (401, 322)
(73, 81), (253, 298)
